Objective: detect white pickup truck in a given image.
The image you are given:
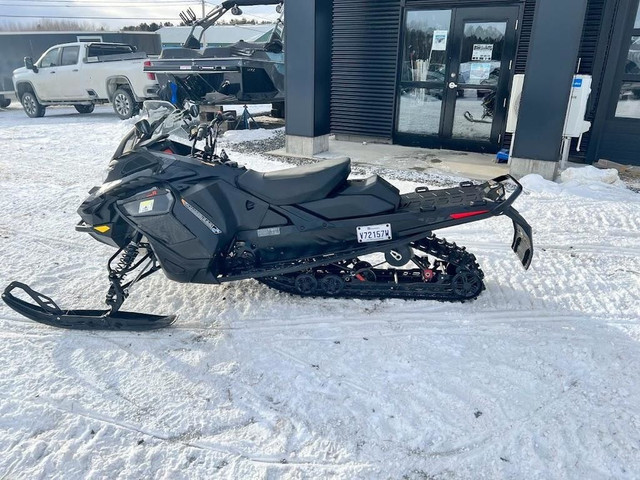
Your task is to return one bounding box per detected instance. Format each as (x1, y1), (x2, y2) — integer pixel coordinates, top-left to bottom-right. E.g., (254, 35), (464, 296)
(13, 42), (159, 119)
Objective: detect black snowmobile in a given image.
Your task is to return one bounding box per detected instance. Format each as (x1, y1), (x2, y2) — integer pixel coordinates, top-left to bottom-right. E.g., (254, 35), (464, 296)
(3, 101), (533, 331)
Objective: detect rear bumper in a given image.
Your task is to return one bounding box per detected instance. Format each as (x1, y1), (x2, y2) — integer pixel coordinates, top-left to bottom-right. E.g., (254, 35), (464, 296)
(503, 205), (533, 269)
(484, 175), (533, 269)
(401, 174), (533, 269)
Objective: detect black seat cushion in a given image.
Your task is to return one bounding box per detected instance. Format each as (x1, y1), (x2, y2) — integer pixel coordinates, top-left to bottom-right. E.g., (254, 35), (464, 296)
(237, 158), (351, 205)
(201, 46), (232, 58)
(159, 48), (201, 59)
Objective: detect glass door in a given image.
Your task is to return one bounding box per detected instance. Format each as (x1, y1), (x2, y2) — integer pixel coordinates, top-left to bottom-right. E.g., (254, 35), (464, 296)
(395, 6), (519, 152)
(396, 9), (453, 137)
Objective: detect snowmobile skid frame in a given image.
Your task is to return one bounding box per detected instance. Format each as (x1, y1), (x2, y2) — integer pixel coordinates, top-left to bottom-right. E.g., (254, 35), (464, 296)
(2, 175), (532, 331)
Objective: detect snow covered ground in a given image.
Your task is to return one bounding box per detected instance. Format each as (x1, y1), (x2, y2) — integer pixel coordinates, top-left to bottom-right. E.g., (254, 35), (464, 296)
(1, 105), (639, 479)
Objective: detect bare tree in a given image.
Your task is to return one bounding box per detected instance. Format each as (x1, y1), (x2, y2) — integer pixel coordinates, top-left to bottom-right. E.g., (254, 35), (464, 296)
(0, 19), (101, 32)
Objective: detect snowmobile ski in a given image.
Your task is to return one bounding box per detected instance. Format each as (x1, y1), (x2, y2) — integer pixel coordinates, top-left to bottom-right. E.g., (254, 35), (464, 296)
(2, 282), (176, 331)
(464, 111), (493, 124)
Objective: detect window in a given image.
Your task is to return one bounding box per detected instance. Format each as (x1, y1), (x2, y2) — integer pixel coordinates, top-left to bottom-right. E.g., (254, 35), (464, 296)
(38, 48), (60, 68)
(397, 10), (452, 135)
(615, 5), (640, 118)
(61, 46), (80, 66)
(87, 43), (134, 57)
(77, 36), (103, 43)
(401, 10), (452, 83)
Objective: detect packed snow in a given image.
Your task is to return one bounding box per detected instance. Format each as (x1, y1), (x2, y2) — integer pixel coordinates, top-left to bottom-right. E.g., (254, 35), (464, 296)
(1, 104), (639, 479)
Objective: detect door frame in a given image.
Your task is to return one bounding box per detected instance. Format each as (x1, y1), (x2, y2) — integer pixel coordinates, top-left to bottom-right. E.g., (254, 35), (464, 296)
(393, 2), (523, 153)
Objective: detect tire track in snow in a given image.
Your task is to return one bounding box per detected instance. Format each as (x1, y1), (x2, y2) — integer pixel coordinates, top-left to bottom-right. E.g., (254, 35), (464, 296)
(0, 393), (371, 472)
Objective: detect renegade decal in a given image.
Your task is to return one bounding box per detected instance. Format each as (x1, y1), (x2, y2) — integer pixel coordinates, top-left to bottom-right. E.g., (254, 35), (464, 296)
(181, 199), (222, 234)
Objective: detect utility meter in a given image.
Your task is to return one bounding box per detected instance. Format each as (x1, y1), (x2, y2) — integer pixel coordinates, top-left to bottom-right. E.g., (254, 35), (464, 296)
(563, 75), (592, 138)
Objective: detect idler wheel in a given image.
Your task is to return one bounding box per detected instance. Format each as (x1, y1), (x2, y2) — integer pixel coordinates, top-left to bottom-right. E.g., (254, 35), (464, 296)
(385, 245), (413, 267)
(319, 275), (344, 295)
(295, 273), (317, 295)
(451, 270), (483, 299)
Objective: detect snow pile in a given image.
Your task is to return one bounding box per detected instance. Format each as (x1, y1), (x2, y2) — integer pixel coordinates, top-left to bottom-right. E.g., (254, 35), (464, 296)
(1, 105), (640, 479)
(520, 165), (635, 202)
(221, 127), (282, 144)
(560, 165), (621, 185)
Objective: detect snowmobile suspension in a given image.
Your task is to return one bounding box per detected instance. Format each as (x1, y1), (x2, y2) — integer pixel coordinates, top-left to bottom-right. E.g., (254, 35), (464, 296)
(106, 238), (160, 312)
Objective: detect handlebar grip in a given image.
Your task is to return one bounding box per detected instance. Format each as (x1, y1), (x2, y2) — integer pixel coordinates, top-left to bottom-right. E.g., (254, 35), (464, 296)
(196, 125), (207, 141)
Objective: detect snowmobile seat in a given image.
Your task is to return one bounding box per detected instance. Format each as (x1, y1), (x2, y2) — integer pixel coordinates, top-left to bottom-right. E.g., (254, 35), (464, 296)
(159, 48), (202, 59)
(230, 40), (266, 57)
(202, 46), (232, 58)
(237, 157), (351, 205)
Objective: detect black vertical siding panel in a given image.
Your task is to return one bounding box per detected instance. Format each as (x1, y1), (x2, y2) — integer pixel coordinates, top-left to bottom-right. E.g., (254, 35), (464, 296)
(503, 0), (536, 150)
(331, 0), (401, 138)
(571, 0), (606, 160)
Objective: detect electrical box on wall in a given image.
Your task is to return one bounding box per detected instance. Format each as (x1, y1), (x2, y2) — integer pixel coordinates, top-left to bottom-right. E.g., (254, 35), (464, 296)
(563, 75), (592, 137)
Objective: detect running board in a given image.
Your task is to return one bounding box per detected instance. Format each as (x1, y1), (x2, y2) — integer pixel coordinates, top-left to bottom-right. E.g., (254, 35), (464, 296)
(2, 282), (175, 331)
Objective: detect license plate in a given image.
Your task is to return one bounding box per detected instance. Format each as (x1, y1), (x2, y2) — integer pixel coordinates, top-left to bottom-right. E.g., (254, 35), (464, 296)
(356, 223), (392, 243)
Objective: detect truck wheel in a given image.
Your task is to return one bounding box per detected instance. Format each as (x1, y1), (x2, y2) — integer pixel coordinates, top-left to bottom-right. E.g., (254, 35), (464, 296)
(112, 88), (138, 119)
(74, 104), (95, 114)
(21, 91), (45, 118)
(0, 97), (10, 108)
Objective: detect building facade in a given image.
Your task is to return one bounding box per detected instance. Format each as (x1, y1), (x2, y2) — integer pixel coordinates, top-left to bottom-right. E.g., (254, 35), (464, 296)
(285, 0), (640, 176)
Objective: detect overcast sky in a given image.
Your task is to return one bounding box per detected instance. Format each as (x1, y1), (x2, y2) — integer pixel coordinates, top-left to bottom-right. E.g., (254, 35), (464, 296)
(1, 1), (280, 30)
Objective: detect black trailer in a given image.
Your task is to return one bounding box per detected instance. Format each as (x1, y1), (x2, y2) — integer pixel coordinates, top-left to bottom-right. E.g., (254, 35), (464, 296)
(0, 31), (161, 107)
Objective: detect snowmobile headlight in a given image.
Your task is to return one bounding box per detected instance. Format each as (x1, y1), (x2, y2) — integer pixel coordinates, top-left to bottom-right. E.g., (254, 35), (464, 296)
(97, 179), (123, 196)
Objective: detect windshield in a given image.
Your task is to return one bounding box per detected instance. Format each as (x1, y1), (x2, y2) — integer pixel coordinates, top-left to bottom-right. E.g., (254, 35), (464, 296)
(143, 100), (193, 141)
(118, 101), (193, 157)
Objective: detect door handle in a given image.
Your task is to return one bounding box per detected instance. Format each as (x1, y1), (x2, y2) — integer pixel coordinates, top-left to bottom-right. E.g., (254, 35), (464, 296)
(73, 69), (79, 72)
(50, 71), (56, 74)
(448, 82), (458, 89)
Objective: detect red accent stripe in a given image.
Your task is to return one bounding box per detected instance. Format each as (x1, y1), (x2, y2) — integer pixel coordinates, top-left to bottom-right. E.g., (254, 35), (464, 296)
(450, 210), (490, 219)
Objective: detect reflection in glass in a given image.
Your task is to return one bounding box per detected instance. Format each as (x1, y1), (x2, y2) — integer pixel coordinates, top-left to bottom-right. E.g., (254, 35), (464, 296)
(401, 10), (452, 83)
(452, 89), (495, 140)
(635, 3), (640, 29)
(458, 22), (505, 85)
(397, 88), (443, 134)
(626, 36), (640, 74)
(616, 82), (640, 119)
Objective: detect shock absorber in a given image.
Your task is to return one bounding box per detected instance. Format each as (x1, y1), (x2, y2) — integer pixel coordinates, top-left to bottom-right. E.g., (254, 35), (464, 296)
(114, 243), (139, 275)
(106, 241), (141, 311)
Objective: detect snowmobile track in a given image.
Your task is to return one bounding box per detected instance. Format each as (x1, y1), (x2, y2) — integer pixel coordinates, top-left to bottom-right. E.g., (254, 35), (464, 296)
(259, 236), (486, 302)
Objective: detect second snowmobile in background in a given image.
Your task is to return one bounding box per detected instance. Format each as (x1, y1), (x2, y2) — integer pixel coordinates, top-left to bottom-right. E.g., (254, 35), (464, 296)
(3, 101), (533, 330)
